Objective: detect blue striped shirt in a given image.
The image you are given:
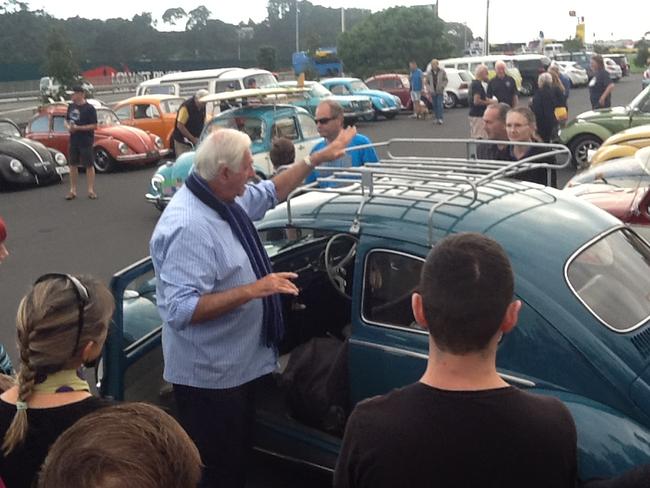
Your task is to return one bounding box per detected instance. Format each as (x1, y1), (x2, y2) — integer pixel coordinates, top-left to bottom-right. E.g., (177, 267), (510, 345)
(149, 180), (278, 389)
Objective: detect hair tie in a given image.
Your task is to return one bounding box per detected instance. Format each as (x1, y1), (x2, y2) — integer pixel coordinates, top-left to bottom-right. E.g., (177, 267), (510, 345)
(16, 401), (28, 411)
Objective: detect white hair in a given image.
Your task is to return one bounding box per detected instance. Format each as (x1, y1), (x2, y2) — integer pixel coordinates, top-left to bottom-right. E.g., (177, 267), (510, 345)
(194, 89), (209, 100)
(538, 72), (552, 88)
(194, 128), (251, 181)
(495, 60), (507, 70)
(474, 64), (488, 77)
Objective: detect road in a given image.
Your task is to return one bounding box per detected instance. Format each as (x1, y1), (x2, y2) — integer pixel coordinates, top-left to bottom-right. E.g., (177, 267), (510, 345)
(0, 74), (643, 487)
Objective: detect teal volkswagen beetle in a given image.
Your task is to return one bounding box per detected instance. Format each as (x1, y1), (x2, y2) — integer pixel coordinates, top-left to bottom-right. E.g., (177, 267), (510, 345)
(560, 85), (650, 168)
(321, 77), (401, 120)
(146, 95), (321, 210)
(103, 140), (650, 481)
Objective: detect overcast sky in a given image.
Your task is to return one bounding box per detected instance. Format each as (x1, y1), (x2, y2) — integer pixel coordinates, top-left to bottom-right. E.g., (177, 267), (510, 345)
(28, 1), (648, 44)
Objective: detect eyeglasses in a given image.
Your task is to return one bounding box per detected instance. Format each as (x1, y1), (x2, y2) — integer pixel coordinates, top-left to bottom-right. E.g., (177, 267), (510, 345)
(315, 116), (335, 125)
(34, 273), (90, 358)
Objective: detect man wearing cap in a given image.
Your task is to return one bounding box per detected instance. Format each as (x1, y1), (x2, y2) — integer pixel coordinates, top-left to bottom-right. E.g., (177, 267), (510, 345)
(65, 86), (98, 200)
(172, 89), (209, 157)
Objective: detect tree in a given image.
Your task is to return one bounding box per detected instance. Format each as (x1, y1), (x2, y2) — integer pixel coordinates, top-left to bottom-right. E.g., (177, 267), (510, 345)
(562, 37), (584, 52)
(635, 39), (649, 68)
(186, 5), (211, 31)
(257, 46), (277, 71)
(338, 6), (453, 78)
(43, 27), (79, 99)
(162, 7), (186, 26)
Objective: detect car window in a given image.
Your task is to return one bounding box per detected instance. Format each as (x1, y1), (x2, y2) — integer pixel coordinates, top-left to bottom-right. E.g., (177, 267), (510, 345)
(381, 78), (400, 89)
(259, 227), (333, 258)
(52, 116), (67, 133)
(145, 85), (175, 95)
(272, 117), (299, 140)
(210, 116), (265, 143)
(366, 79), (379, 89)
(457, 63), (469, 70)
(566, 228), (650, 332)
(162, 99), (183, 114)
(458, 71), (473, 82)
(362, 250), (424, 330)
(297, 113), (319, 139)
(29, 115), (49, 132)
(134, 104), (160, 119)
(400, 75), (410, 88)
(97, 108), (120, 126)
(114, 105), (132, 120)
(329, 84), (350, 95)
(215, 80), (240, 93)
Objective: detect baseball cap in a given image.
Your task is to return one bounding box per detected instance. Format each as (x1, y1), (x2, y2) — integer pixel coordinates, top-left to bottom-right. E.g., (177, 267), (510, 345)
(71, 85), (85, 93)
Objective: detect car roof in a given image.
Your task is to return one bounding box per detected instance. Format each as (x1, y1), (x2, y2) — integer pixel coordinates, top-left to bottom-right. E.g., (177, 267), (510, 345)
(321, 77), (359, 83)
(215, 103), (310, 118)
(115, 95), (184, 105)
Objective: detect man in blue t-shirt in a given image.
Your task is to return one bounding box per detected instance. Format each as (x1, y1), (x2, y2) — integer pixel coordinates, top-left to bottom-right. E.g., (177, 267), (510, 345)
(305, 100), (378, 186)
(409, 61), (424, 118)
(65, 86), (98, 200)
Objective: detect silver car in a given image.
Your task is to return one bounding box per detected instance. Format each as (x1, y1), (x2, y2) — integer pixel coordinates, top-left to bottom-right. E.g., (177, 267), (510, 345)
(442, 68), (473, 109)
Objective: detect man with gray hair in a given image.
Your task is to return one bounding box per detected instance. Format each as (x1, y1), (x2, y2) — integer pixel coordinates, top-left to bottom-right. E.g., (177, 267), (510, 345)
(468, 64), (495, 138)
(425, 59), (448, 125)
(150, 126), (355, 488)
(487, 60), (518, 108)
(172, 88), (209, 156)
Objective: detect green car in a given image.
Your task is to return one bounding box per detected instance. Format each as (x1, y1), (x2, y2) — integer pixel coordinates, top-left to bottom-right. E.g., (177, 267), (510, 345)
(559, 85), (650, 168)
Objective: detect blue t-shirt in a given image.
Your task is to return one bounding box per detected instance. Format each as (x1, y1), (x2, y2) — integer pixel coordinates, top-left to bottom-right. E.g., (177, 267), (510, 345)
(305, 133), (379, 185)
(410, 68), (424, 92)
(589, 69), (612, 109)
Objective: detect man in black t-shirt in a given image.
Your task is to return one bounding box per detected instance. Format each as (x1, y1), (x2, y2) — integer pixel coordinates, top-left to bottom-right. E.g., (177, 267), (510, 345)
(334, 233), (578, 488)
(589, 55), (614, 110)
(468, 64), (496, 138)
(487, 60), (519, 107)
(65, 86), (98, 200)
(477, 103), (511, 160)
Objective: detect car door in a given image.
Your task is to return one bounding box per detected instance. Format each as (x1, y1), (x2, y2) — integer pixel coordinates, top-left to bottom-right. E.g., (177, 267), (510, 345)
(133, 103), (163, 137)
(631, 92), (650, 129)
(295, 113), (321, 161)
(50, 115), (71, 155)
(26, 114), (53, 152)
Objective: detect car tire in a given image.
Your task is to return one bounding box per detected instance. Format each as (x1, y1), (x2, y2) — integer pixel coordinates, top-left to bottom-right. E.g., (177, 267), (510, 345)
(443, 92), (457, 109)
(384, 112), (397, 120)
(519, 79), (534, 97)
(568, 134), (602, 170)
(93, 147), (116, 173)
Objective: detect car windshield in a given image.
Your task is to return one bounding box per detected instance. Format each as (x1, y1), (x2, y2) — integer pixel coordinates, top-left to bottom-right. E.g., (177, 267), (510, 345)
(310, 83), (332, 97)
(566, 228), (650, 332)
(161, 98), (183, 114)
(629, 86), (650, 111)
(243, 73), (278, 89)
(259, 227), (332, 258)
(96, 108), (120, 126)
(208, 116), (265, 144)
(458, 71), (474, 82)
(0, 121), (20, 137)
(350, 80), (369, 91)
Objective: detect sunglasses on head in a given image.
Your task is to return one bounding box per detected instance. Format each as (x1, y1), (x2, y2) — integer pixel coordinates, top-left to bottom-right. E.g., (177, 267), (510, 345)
(34, 273), (90, 358)
(315, 116), (335, 125)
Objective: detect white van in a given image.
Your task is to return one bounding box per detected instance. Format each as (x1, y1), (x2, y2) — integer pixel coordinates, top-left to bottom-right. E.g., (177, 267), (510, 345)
(135, 68), (278, 98)
(543, 43), (564, 57)
(438, 55), (523, 92)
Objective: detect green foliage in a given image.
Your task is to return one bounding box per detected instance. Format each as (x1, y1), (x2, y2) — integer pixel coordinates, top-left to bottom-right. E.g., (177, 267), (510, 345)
(43, 27), (79, 98)
(635, 39), (649, 68)
(257, 46), (277, 71)
(563, 37), (584, 52)
(162, 7), (186, 26)
(338, 6), (453, 78)
(593, 44), (608, 54)
(186, 6), (211, 31)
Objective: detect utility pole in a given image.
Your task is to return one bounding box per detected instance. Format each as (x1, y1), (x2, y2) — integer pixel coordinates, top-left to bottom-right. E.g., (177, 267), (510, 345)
(295, 0), (300, 52)
(341, 7), (345, 33)
(484, 0), (490, 55)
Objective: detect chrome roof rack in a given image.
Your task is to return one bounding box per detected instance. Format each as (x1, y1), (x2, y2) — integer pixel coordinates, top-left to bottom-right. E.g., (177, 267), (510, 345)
(285, 138), (572, 246)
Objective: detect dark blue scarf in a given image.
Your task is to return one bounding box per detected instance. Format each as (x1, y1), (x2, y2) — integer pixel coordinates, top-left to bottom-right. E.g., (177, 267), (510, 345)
(185, 171), (284, 348)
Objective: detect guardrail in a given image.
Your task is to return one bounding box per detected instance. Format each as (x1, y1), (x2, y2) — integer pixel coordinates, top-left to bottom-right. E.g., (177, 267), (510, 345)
(0, 83), (140, 104)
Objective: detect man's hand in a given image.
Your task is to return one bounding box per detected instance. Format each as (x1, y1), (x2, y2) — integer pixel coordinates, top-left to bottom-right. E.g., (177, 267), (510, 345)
(312, 126), (357, 166)
(249, 272), (299, 298)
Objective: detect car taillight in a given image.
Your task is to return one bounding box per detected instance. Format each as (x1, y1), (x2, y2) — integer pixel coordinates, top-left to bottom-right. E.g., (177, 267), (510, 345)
(459, 83), (468, 89)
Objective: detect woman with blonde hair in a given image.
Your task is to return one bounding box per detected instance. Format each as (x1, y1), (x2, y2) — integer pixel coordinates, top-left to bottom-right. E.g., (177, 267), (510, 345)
(530, 72), (558, 143)
(0, 274), (114, 488)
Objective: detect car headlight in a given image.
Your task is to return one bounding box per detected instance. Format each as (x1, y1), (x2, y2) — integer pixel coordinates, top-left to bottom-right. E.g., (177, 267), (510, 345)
(9, 159), (23, 173)
(118, 142), (129, 154)
(154, 136), (164, 149)
(54, 152), (67, 166)
(151, 174), (165, 193)
(379, 98), (387, 106)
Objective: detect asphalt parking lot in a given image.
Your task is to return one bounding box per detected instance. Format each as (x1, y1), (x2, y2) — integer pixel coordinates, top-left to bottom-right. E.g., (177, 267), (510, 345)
(0, 74), (644, 487)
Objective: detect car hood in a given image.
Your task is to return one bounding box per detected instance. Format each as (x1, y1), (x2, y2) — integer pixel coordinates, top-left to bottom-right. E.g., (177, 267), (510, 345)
(96, 125), (155, 150)
(329, 94), (371, 104)
(576, 105), (630, 121)
(0, 136), (53, 163)
(353, 89), (393, 100)
(603, 124), (650, 145)
(567, 184), (643, 221)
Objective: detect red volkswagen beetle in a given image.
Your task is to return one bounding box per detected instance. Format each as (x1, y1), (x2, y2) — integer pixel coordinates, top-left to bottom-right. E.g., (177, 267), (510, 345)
(365, 73), (412, 110)
(25, 102), (169, 173)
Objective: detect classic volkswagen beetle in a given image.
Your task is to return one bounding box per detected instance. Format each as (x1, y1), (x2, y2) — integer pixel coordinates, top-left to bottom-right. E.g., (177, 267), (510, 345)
(0, 118), (68, 190)
(320, 78), (401, 120)
(103, 140), (650, 481)
(559, 85), (650, 169)
(25, 103), (170, 173)
(588, 124), (650, 166)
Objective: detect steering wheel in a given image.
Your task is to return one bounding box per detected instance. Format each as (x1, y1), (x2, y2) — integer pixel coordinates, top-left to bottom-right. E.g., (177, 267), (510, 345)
(324, 233), (359, 300)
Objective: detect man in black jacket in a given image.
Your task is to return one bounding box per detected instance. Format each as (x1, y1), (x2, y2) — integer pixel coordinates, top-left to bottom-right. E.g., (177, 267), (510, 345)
(172, 89), (209, 156)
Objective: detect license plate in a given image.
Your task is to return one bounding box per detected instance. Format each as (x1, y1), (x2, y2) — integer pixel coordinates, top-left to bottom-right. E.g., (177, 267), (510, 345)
(56, 166), (70, 175)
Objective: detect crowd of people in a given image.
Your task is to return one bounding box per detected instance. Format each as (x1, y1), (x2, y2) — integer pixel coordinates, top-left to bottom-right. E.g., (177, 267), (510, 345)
(0, 54), (644, 488)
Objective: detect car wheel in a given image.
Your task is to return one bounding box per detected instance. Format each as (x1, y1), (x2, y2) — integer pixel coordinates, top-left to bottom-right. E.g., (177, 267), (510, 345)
(569, 134), (602, 170)
(443, 92), (458, 109)
(93, 147), (115, 173)
(520, 79), (534, 97)
(384, 112), (397, 120)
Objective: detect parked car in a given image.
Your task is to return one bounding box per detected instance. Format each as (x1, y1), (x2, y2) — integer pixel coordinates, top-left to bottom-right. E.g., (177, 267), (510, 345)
(441, 68), (473, 108)
(643, 66), (650, 90)
(39, 76), (94, 99)
(320, 78), (401, 120)
(0, 118), (68, 190)
(589, 124), (650, 166)
(604, 54), (630, 77)
(604, 58), (622, 81)
(558, 85), (650, 168)
(113, 95), (184, 150)
(103, 140), (650, 481)
(277, 81), (373, 123)
(146, 100), (321, 210)
(438, 55), (524, 93)
(555, 61), (589, 87)
(554, 52), (594, 79)
(25, 103), (169, 173)
(511, 54), (552, 96)
(565, 146), (650, 190)
(365, 73), (412, 110)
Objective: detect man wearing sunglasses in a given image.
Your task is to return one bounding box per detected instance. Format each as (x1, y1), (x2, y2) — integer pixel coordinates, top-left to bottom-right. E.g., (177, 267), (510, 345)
(304, 100), (378, 185)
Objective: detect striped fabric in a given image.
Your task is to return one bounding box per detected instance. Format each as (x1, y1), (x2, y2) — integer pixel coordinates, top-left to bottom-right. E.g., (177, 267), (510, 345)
(150, 181), (279, 389)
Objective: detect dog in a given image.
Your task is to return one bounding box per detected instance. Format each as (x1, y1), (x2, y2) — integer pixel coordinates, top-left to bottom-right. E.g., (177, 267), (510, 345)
(415, 100), (429, 120)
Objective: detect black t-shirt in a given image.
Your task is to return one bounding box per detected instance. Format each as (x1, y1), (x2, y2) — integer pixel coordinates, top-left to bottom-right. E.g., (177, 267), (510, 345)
(589, 69), (613, 109)
(0, 396), (111, 487)
(508, 144), (557, 187)
(66, 102), (97, 147)
(334, 382), (577, 488)
(477, 141), (511, 161)
(469, 79), (488, 117)
(487, 75), (517, 107)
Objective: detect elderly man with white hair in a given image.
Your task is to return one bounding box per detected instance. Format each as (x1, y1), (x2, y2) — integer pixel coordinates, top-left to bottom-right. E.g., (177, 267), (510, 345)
(150, 126), (355, 488)
(172, 88), (210, 156)
(487, 60), (518, 108)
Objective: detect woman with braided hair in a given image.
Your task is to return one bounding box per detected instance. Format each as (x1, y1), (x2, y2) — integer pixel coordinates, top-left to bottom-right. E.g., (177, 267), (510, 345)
(0, 274), (114, 488)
